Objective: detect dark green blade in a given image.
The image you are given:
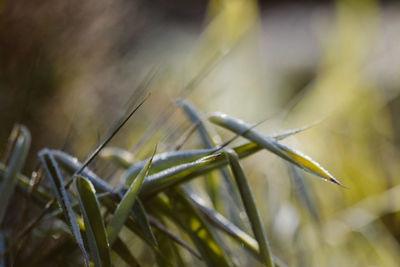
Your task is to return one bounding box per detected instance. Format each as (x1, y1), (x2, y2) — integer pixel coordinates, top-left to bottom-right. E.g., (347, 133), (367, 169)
(39, 149), (90, 267)
(226, 150), (274, 267)
(107, 154), (153, 245)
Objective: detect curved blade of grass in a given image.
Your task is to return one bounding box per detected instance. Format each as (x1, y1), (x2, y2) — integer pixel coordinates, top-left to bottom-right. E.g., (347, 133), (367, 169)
(103, 122), (313, 173)
(107, 152), (154, 245)
(140, 143), (263, 198)
(121, 147), (219, 184)
(141, 153), (221, 197)
(153, 191), (232, 267)
(209, 112), (342, 186)
(75, 176), (111, 267)
(99, 195), (158, 250)
(177, 99), (242, 213)
(38, 149), (89, 267)
(177, 99), (220, 207)
(225, 150), (274, 267)
(0, 125), (31, 223)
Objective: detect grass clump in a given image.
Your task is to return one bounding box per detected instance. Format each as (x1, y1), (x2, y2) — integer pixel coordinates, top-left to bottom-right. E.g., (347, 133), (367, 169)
(0, 93), (342, 266)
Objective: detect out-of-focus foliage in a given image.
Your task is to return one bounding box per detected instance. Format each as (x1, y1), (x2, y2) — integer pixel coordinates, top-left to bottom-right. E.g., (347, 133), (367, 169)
(1, 0), (400, 266)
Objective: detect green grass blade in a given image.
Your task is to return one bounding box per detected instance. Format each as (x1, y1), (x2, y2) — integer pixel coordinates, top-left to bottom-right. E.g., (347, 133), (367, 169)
(209, 112), (342, 186)
(0, 125), (31, 223)
(141, 153), (220, 197)
(177, 99), (243, 213)
(139, 143), (262, 197)
(153, 191), (232, 267)
(75, 176), (111, 267)
(121, 147), (219, 184)
(225, 150), (274, 267)
(99, 196), (158, 250)
(130, 200), (160, 250)
(38, 149), (90, 267)
(107, 154), (153, 245)
(177, 99), (221, 207)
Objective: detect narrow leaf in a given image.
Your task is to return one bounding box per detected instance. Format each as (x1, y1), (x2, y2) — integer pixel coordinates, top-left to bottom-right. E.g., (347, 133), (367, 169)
(226, 150), (274, 267)
(121, 147), (219, 184)
(0, 125), (31, 223)
(209, 112), (342, 186)
(107, 153), (154, 245)
(38, 149), (89, 267)
(75, 176), (111, 267)
(177, 99), (243, 217)
(141, 154), (220, 197)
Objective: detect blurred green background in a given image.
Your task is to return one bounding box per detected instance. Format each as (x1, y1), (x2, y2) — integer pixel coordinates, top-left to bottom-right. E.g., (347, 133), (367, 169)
(1, 0), (400, 266)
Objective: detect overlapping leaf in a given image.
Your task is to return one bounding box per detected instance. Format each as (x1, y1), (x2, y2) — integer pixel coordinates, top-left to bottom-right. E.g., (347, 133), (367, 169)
(225, 150), (274, 267)
(107, 155), (153, 245)
(209, 112), (342, 186)
(0, 126), (31, 223)
(75, 176), (111, 267)
(39, 149), (90, 267)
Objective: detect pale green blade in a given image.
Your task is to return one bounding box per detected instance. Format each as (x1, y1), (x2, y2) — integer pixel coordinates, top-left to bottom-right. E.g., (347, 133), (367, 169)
(209, 112), (342, 186)
(75, 176), (111, 267)
(226, 150), (274, 267)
